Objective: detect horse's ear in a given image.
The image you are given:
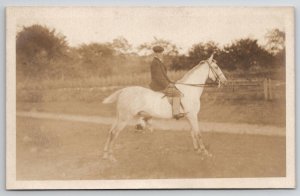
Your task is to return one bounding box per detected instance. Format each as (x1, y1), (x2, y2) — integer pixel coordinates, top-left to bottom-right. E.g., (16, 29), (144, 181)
(208, 52), (215, 63)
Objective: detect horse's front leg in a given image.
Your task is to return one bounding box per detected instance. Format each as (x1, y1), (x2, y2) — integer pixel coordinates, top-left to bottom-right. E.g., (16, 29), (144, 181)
(195, 131), (212, 157)
(187, 114), (211, 157)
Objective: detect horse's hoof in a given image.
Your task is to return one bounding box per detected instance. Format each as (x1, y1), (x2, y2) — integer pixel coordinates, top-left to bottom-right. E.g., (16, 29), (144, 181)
(109, 155), (117, 163)
(203, 151), (213, 158)
(196, 149), (213, 158)
(196, 150), (205, 160)
(196, 149), (202, 154)
(103, 152), (109, 160)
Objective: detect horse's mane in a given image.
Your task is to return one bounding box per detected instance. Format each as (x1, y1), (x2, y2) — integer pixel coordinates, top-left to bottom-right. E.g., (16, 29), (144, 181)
(178, 60), (207, 82)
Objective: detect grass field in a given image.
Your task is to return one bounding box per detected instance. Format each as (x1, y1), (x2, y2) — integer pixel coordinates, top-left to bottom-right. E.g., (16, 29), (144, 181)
(17, 117), (286, 180)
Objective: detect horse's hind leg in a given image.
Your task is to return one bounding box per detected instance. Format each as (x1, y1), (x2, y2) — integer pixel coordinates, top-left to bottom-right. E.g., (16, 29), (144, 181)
(135, 111), (153, 132)
(145, 118), (154, 132)
(103, 117), (129, 162)
(103, 120), (117, 159)
(135, 116), (154, 133)
(135, 117), (146, 132)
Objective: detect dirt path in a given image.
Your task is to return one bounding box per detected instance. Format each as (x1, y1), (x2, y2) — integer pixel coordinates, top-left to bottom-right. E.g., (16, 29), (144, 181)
(17, 111), (285, 136)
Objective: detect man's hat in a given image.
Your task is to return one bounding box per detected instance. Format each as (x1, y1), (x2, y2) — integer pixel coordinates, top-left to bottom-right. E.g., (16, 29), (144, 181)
(152, 45), (164, 53)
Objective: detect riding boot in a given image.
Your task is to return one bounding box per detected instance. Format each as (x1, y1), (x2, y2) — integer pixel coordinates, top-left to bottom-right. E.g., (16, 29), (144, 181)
(172, 97), (185, 120)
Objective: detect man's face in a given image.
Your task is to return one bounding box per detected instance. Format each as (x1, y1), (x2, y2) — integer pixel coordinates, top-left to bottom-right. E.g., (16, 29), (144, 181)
(155, 52), (163, 60)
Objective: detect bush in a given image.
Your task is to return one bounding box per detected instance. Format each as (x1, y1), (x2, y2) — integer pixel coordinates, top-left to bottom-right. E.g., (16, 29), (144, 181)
(16, 24), (68, 79)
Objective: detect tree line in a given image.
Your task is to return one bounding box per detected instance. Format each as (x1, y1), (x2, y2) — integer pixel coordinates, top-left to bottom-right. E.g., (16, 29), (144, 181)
(16, 24), (285, 80)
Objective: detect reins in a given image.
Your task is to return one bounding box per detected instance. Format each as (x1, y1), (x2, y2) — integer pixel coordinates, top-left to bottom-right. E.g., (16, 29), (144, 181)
(174, 60), (222, 88)
(174, 82), (219, 87)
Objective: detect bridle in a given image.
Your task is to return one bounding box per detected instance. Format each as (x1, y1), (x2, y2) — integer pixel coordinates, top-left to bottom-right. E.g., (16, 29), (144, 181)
(175, 60), (223, 88)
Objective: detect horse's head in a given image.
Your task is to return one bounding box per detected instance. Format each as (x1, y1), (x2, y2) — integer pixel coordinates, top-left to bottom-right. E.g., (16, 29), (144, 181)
(206, 53), (227, 87)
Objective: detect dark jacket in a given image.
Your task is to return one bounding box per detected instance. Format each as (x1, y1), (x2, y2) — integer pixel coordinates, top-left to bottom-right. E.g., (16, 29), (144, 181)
(149, 57), (171, 91)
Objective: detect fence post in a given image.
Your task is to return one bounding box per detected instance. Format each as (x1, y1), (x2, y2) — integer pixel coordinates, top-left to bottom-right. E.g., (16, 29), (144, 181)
(263, 78), (268, 100)
(263, 78), (273, 101)
(268, 78), (273, 100)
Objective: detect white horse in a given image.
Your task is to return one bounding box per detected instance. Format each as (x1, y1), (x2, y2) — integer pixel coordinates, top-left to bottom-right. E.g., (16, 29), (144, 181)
(102, 54), (227, 162)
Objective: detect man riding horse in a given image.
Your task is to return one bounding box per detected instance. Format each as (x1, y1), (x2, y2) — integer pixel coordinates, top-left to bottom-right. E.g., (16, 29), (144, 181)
(102, 51), (227, 161)
(150, 45), (185, 120)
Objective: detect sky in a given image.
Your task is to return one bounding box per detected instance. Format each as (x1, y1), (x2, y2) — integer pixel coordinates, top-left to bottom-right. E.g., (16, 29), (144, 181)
(15, 7), (287, 53)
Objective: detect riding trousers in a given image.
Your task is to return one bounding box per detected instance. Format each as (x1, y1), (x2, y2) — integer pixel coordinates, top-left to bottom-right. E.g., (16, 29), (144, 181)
(161, 85), (183, 115)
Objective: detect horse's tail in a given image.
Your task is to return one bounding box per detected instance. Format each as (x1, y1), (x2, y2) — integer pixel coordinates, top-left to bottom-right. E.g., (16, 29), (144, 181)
(102, 89), (123, 104)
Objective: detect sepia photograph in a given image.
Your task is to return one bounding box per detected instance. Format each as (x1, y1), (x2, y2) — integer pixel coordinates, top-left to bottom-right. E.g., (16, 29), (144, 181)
(6, 7), (295, 189)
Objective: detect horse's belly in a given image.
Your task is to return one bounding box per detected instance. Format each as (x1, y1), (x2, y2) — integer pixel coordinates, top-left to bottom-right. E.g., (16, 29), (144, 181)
(119, 87), (173, 119)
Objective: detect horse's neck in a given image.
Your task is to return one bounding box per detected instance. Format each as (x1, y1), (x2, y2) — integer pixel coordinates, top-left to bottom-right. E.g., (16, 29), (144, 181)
(180, 63), (209, 84)
(177, 63), (210, 98)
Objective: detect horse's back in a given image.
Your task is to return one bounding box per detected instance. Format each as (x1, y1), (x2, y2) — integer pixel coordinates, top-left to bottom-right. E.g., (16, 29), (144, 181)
(120, 86), (164, 97)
